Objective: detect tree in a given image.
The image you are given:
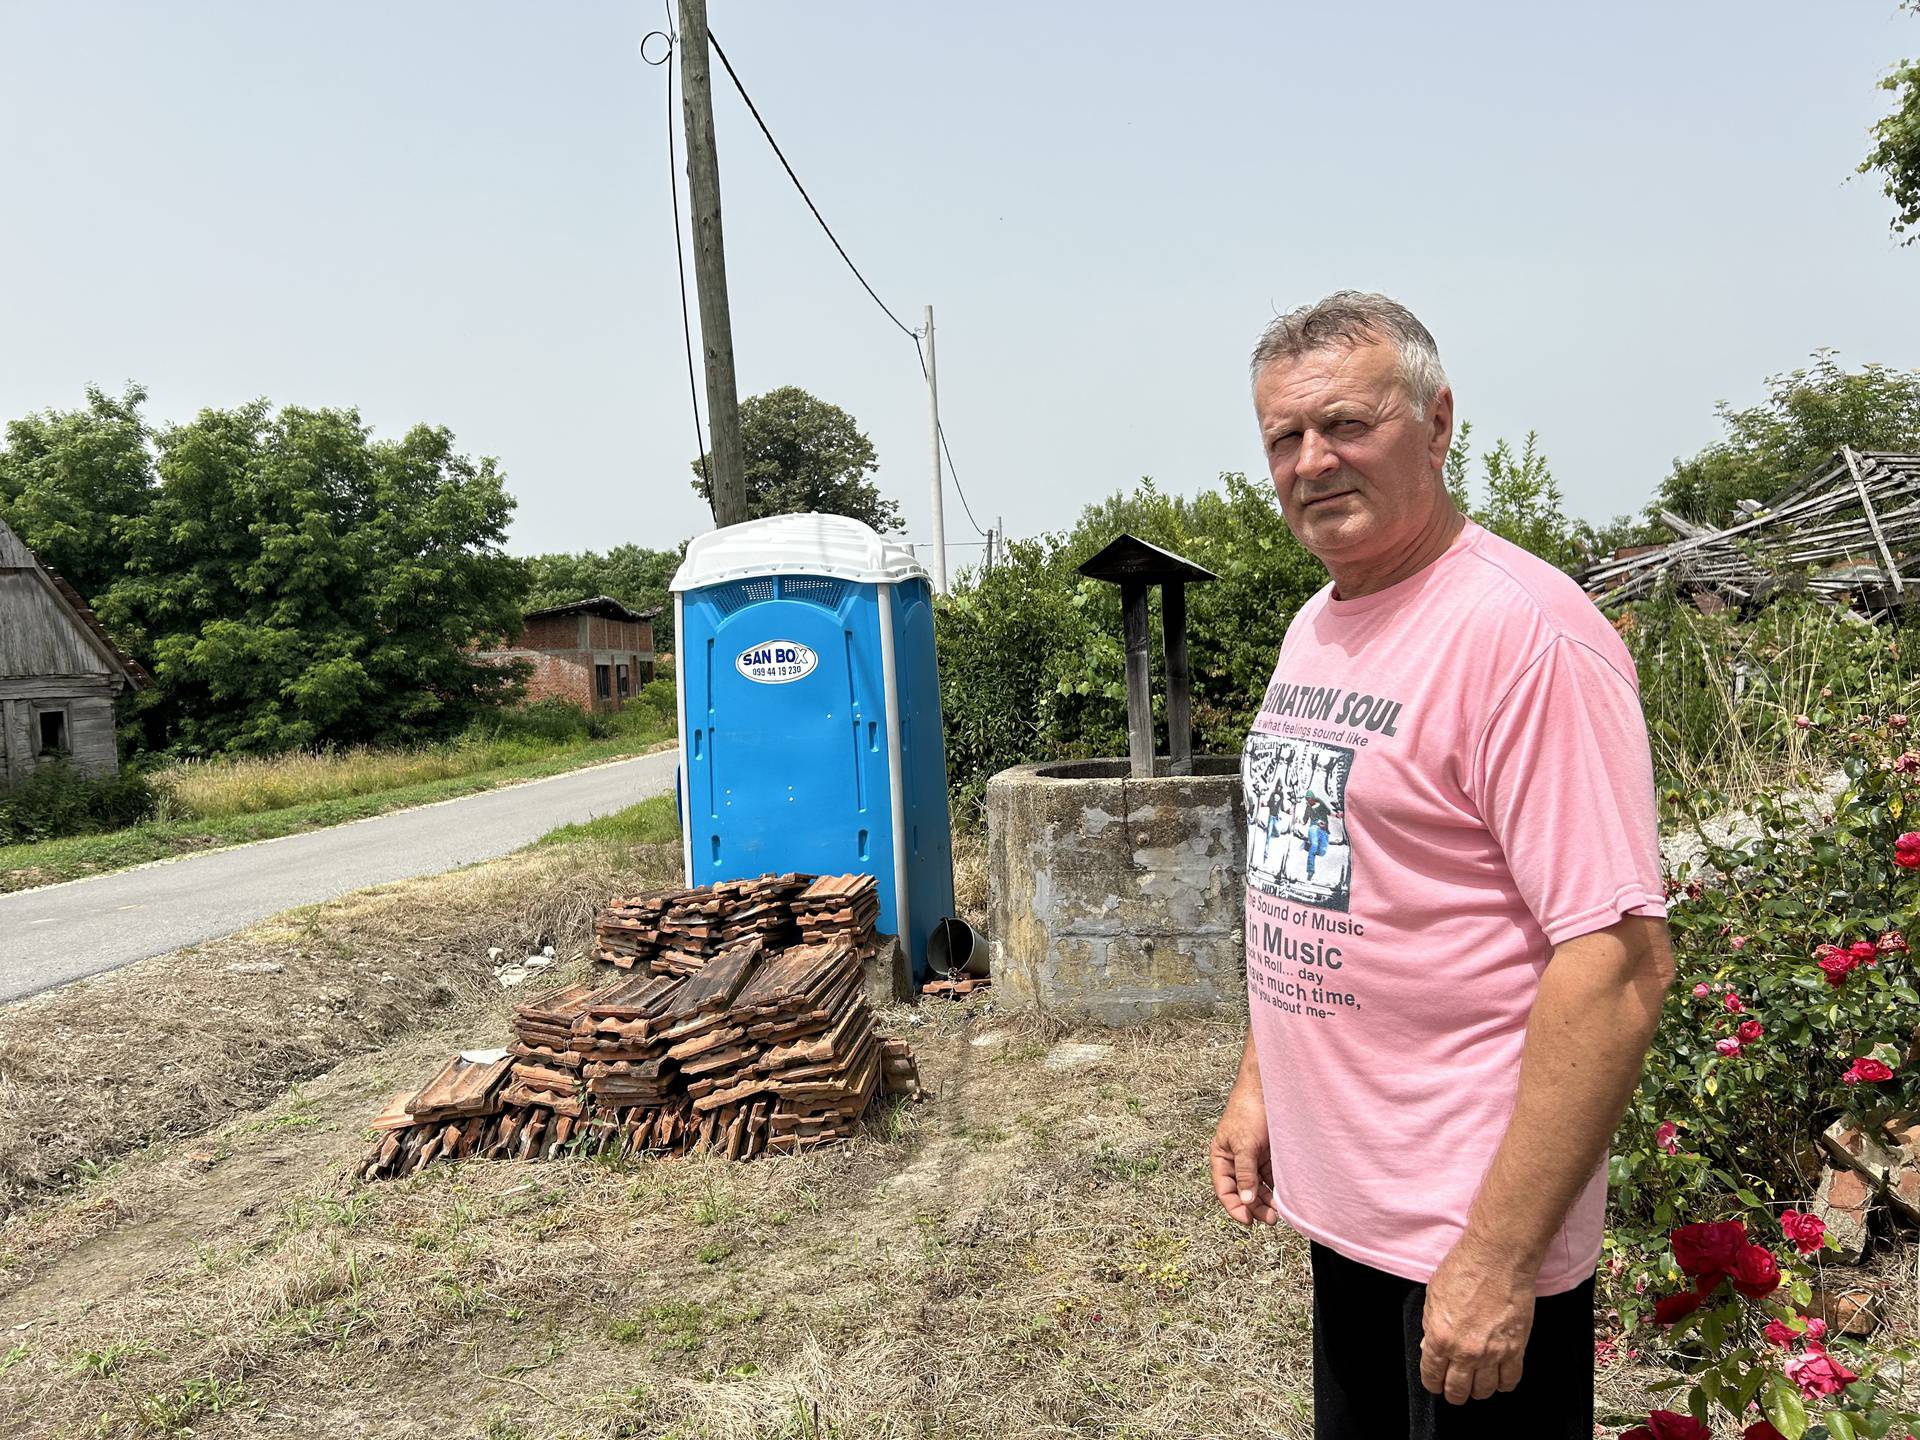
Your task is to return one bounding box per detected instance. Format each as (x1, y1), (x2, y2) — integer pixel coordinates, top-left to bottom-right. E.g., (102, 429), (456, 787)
(0, 384), (155, 603)
(1653, 354), (1920, 527)
(690, 386), (901, 533)
(1445, 423), (1594, 571)
(1862, 3), (1920, 243)
(103, 400), (526, 754)
(523, 543), (686, 651)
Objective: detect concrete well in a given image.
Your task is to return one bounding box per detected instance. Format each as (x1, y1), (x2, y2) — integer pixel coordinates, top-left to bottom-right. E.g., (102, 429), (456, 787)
(985, 757), (1246, 1024)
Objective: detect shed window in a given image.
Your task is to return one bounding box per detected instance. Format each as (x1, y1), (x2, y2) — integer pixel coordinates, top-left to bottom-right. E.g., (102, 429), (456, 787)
(36, 709), (68, 756)
(595, 664), (612, 700)
(617, 663), (630, 698)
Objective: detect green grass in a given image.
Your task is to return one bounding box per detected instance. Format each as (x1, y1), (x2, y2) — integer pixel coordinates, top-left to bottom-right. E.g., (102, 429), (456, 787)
(0, 723), (676, 895)
(535, 794), (680, 849)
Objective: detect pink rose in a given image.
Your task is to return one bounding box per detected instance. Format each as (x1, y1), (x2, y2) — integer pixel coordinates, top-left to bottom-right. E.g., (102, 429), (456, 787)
(1716, 1037), (1743, 1057)
(1737, 1019), (1764, 1044)
(1849, 940), (1880, 965)
(1785, 1344), (1858, 1399)
(1730, 1243), (1781, 1299)
(1895, 713), (1911, 729)
(1692, 981), (1711, 999)
(1881, 929), (1910, 955)
(1671, 1220), (1747, 1284)
(1794, 713), (1812, 729)
(1803, 1317), (1827, 1343)
(1780, 1209), (1826, 1256)
(1730, 934), (1748, 949)
(1895, 751), (1920, 775)
(1843, 1056), (1897, 1084)
(1896, 832), (1920, 869)
(1655, 1121), (1679, 1155)
(1724, 991), (1746, 1013)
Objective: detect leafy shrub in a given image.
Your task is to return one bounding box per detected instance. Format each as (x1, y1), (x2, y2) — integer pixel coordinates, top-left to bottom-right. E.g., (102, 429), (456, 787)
(936, 475), (1324, 823)
(1609, 705), (1920, 1320)
(0, 760), (159, 844)
(1620, 593), (1920, 800)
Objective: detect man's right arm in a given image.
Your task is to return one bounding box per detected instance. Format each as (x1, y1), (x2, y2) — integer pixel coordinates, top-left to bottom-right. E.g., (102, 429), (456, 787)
(1211, 1029), (1279, 1226)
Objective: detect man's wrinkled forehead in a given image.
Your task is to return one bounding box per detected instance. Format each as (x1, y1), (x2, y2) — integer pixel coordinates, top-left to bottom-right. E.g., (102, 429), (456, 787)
(1255, 340), (1403, 423)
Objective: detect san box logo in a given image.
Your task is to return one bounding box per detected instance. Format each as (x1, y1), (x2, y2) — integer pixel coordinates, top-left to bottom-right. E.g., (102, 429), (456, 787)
(735, 640), (818, 685)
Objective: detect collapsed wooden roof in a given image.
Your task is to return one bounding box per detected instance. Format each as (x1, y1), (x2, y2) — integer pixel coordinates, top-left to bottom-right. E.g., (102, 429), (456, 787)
(1582, 449), (1920, 616)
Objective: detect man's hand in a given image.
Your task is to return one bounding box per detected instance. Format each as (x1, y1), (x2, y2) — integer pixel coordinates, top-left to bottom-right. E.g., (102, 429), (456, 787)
(1418, 1239), (1536, 1403)
(1210, 1034), (1279, 1226)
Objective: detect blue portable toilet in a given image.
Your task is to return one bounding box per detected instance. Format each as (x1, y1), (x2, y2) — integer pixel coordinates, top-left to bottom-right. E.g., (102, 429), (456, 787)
(671, 513), (956, 983)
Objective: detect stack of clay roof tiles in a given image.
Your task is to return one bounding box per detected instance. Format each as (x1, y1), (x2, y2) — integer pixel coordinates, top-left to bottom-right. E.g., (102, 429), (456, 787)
(361, 872), (918, 1180)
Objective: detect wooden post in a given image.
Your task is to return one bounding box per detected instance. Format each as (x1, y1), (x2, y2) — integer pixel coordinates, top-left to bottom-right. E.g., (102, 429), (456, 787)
(678, 0), (747, 527)
(1845, 447), (1904, 597)
(1121, 580), (1154, 778)
(925, 304), (947, 594)
(1161, 580), (1191, 776)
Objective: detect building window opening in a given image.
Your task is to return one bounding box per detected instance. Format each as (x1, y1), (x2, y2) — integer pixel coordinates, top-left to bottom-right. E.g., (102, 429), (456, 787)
(595, 664), (612, 700)
(617, 663), (630, 698)
(37, 709), (68, 756)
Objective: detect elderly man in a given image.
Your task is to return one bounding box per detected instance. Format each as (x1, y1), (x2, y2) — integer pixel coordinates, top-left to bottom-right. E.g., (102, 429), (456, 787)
(1211, 292), (1673, 1438)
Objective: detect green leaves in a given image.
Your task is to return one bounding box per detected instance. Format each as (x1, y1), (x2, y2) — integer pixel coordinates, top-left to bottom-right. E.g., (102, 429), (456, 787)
(1763, 1372), (1809, 1439)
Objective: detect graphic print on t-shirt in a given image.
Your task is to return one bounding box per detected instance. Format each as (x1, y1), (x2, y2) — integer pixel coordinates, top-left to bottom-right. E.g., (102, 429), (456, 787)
(1242, 732), (1354, 912)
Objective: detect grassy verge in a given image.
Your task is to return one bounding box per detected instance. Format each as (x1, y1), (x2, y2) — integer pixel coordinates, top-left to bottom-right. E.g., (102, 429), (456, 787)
(0, 728), (676, 896)
(536, 794), (682, 850)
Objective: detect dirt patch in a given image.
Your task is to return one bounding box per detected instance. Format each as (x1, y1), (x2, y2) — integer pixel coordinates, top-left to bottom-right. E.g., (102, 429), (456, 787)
(0, 841), (680, 1219)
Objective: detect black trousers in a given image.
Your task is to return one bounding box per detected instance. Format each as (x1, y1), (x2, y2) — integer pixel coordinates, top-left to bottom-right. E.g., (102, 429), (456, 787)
(1309, 1243), (1594, 1440)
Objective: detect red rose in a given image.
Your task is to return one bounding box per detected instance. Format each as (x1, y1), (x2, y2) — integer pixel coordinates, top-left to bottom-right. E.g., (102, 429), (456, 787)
(1850, 940), (1880, 964)
(1780, 1208), (1826, 1256)
(1737, 1019), (1764, 1044)
(1880, 929), (1910, 955)
(1762, 1318), (1799, 1348)
(1896, 832), (1920, 869)
(1818, 948), (1857, 986)
(1730, 1242), (1781, 1299)
(1895, 713), (1911, 729)
(1724, 991), (1746, 1013)
(1843, 1057), (1897, 1085)
(1745, 1423), (1788, 1440)
(1785, 1344), (1858, 1399)
(1643, 1412), (1713, 1440)
(1671, 1220), (1747, 1283)
(1652, 1289), (1705, 1325)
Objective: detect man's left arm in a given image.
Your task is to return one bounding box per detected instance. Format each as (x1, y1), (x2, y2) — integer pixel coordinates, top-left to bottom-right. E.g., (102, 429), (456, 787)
(1418, 913), (1675, 1405)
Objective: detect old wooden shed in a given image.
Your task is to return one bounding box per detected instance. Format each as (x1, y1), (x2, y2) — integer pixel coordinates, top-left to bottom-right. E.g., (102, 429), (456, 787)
(0, 517), (146, 784)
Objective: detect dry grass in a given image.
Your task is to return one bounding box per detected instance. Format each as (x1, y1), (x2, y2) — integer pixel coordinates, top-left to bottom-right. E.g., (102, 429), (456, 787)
(0, 841), (680, 1219)
(0, 988), (1325, 1440)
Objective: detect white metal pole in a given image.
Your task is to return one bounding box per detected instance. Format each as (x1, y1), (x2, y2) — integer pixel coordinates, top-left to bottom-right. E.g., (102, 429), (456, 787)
(924, 304), (947, 594)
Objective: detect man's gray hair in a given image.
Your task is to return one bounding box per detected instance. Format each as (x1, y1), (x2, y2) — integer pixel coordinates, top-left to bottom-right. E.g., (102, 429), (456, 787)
(1249, 291), (1450, 419)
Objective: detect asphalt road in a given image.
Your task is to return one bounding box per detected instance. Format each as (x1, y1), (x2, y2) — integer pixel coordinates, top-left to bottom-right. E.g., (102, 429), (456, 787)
(0, 750), (680, 1006)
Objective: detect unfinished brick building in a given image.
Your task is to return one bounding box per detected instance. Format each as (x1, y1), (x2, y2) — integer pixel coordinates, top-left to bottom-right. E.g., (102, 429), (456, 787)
(477, 597), (659, 713)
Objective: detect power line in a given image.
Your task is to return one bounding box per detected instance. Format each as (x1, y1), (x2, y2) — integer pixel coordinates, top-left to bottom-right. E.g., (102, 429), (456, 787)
(706, 28), (989, 539)
(644, 12), (710, 497)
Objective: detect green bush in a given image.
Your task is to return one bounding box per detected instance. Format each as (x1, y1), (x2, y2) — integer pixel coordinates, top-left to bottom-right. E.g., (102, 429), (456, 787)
(936, 474), (1324, 824)
(0, 760), (160, 844)
(1608, 703), (1920, 1327)
(461, 698), (599, 749)
(1619, 592), (1920, 799)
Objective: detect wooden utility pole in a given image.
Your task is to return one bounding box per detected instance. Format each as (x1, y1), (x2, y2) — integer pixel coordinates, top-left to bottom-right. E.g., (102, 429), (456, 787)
(924, 304), (947, 593)
(678, 0), (747, 527)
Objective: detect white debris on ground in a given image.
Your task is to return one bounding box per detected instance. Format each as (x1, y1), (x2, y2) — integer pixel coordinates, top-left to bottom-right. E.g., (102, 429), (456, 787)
(493, 944), (558, 988)
(1659, 770), (1848, 879)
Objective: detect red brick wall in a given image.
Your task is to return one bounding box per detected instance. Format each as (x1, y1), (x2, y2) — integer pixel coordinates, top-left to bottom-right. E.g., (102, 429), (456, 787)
(473, 650), (595, 708)
(517, 614), (582, 651)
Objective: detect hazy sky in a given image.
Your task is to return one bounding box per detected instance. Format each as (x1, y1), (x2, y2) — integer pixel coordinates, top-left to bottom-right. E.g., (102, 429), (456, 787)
(4, 1), (1919, 573)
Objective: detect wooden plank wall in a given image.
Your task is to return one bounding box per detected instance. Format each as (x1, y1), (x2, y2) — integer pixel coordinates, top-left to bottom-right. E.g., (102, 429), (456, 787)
(0, 572), (111, 678)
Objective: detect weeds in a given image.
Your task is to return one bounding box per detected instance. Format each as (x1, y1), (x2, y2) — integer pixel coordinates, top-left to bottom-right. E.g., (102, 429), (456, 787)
(130, 1374), (250, 1434)
(66, 1339), (149, 1377)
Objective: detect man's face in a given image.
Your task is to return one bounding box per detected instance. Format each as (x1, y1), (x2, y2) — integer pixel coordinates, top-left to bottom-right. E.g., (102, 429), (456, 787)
(1253, 339), (1453, 571)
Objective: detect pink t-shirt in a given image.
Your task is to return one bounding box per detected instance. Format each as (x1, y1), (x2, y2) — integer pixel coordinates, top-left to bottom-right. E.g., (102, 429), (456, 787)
(1242, 519), (1665, 1295)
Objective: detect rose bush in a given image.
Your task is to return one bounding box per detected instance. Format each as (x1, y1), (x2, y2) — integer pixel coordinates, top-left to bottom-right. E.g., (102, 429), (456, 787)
(1608, 707), (1920, 1338)
(1612, 1220), (1920, 1439)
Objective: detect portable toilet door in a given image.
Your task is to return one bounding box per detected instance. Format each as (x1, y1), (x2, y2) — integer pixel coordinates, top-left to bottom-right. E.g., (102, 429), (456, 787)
(671, 513), (955, 979)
